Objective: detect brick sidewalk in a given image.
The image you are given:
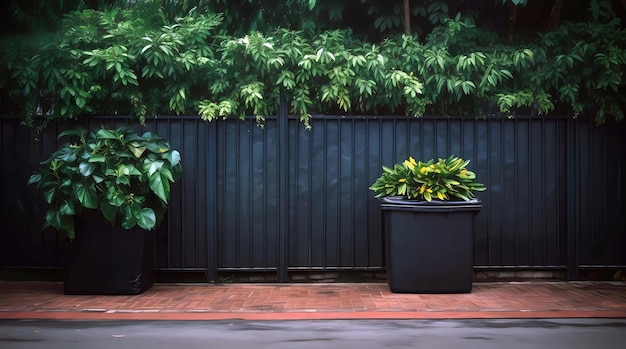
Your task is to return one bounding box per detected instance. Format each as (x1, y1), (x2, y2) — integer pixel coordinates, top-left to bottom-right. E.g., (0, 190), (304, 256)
(1, 281), (625, 320)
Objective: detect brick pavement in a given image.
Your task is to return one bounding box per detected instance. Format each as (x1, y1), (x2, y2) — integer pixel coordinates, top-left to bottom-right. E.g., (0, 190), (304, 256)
(0, 281), (625, 320)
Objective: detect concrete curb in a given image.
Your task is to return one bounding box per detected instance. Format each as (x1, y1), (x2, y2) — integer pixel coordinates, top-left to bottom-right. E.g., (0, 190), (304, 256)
(2, 310), (626, 321)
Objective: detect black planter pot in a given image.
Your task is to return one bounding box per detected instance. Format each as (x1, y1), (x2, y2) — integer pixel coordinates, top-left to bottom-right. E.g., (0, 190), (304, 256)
(381, 197), (482, 294)
(63, 215), (155, 295)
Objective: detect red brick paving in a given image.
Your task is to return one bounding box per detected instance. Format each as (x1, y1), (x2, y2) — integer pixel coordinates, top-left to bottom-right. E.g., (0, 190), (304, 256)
(0, 281), (625, 320)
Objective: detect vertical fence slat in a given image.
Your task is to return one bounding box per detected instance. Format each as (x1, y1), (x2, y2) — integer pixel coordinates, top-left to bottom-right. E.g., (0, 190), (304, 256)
(567, 117), (580, 279)
(277, 93), (288, 282)
(205, 121), (218, 281)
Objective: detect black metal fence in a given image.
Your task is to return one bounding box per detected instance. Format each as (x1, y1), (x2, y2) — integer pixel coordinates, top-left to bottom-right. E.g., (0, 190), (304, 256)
(1, 113), (624, 281)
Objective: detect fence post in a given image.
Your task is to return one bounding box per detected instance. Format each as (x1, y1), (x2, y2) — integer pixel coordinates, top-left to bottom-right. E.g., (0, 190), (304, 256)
(277, 91), (289, 282)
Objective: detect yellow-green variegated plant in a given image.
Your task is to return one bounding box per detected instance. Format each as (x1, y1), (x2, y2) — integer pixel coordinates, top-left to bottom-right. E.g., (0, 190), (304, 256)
(369, 155), (486, 202)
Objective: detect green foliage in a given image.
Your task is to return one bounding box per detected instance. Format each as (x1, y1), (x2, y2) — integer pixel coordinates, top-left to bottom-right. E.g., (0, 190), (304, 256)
(1, 0), (625, 127)
(27, 126), (182, 239)
(2, 6), (223, 130)
(369, 155), (486, 202)
(190, 27), (428, 128)
(377, 4), (626, 121)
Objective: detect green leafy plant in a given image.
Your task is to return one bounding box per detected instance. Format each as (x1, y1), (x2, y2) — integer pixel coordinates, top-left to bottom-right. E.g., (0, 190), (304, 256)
(27, 126), (182, 239)
(369, 155), (486, 201)
(2, 1), (625, 128)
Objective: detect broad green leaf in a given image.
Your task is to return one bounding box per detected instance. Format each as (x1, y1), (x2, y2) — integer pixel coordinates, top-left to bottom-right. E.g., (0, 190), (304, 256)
(121, 209), (138, 229)
(59, 201), (75, 216)
(79, 162), (96, 176)
(75, 183), (98, 209)
(145, 160), (164, 176)
(95, 128), (118, 140)
(145, 141), (169, 154)
(88, 154), (106, 163)
(61, 215), (75, 240)
(116, 176), (130, 185)
(55, 147), (78, 162)
(106, 185), (125, 207)
(43, 187), (57, 204)
(100, 199), (118, 223)
(159, 167), (174, 182)
(149, 171), (170, 203)
(76, 96), (86, 109)
(58, 128), (86, 140)
(45, 210), (62, 229)
(128, 164), (142, 176)
(129, 142), (147, 158)
(27, 174), (42, 185)
(136, 208), (156, 230)
(166, 150), (181, 166)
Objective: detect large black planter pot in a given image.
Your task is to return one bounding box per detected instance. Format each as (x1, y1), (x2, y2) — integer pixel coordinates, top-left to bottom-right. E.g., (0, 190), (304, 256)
(63, 215), (155, 295)
(381, 197), (482, 294)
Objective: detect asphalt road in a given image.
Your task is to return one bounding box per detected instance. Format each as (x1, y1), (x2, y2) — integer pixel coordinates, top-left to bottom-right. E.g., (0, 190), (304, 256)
(1, 319), (625, 348)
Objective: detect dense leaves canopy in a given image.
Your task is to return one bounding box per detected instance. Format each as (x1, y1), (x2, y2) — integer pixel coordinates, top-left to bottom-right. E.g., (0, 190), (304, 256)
(1, 0), (625, 127)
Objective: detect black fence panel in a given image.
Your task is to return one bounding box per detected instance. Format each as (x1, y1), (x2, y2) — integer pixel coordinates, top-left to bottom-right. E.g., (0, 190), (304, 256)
(1, 115), (624, 279)
(0, 118), (49, 267)
(574, 119), (626, 267)
(215, 119), (280, 272)
(286, 117), (385, 271)
(214, 115), (624, 273)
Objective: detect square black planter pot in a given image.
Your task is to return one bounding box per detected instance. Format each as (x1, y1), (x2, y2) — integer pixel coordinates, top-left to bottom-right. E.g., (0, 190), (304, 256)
(63, 215), (155, 295)
(381, 197), (482, 294)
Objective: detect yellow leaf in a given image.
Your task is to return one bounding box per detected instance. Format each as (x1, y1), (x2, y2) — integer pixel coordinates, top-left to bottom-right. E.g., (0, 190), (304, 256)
(404, 156), (417, 170)
(437, 191), (444, 200)
(420, 184), (426, 194)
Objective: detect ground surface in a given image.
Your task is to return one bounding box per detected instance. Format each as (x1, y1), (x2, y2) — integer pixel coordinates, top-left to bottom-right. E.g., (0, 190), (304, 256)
(2, 319), (626, 349)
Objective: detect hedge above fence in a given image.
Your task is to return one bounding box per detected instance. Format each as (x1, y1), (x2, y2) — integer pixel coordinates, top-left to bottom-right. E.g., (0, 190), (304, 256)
(1, 0), (624, 130)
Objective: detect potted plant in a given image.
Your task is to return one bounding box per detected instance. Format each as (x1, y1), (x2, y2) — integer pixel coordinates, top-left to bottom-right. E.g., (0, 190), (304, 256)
(28, 126), (182, 295)
(369, 155), (486, 294)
